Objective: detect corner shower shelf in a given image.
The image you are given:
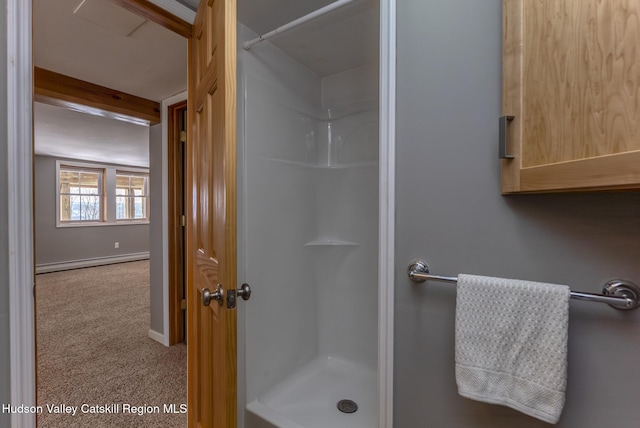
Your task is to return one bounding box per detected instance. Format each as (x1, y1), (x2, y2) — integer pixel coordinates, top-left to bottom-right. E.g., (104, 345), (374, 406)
(264, 158), (377, 169)
(304, 240), (359, 247)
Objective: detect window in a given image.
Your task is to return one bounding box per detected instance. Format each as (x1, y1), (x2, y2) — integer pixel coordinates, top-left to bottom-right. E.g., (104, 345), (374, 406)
(116, 172), (149, 221)
(56, 161), (149, 227)
(59, 167), (104, 222)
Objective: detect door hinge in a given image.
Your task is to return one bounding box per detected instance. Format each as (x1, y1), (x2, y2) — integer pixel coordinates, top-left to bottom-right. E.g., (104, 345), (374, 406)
(180, 299), (187, 310)
(180, 130), (187, 143)
(180, 215), (186, 227)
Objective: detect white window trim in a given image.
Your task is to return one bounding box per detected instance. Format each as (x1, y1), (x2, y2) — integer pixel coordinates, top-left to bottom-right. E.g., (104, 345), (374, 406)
(57, 163), (105, 224)
(115, 170), (150, 222)
(55, 160), (150, 228)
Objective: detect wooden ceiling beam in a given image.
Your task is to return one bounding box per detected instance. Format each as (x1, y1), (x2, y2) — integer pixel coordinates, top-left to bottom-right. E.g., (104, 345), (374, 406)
(34, 67), (161, 126)
(106, 0), (193, 38)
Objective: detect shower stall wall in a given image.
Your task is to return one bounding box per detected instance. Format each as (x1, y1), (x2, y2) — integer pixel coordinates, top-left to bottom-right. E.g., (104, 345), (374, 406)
(237, 3), (379, 426)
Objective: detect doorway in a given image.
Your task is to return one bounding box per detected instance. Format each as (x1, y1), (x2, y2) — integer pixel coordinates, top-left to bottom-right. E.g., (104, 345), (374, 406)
(168, 100), (188, 344)
(31, 0), (190, 425)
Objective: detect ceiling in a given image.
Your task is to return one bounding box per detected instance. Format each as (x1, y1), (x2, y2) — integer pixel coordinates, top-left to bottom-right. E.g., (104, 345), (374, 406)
(33, 0), (348, 102)
(260, 0), (378, 77)
(239, 0), (337, 36)
(35, 103), (150, 167)
(34, 0), (189, 102)
(33, 0), (377, 166)
(175, 0), (199, 10)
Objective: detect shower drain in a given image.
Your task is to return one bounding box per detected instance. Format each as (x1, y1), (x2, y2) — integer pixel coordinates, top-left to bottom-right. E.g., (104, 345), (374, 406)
(337, 399), (358, 414)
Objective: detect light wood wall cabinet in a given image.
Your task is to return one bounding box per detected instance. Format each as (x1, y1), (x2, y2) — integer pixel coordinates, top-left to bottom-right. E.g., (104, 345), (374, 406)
(501, 0), (640, 193)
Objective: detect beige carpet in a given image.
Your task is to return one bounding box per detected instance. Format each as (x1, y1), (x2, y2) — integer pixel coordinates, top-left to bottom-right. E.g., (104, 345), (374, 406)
(36, 260), (187, 428)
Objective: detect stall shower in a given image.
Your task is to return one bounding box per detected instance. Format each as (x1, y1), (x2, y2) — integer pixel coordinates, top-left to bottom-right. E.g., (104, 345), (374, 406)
(238, 1), (380, 427)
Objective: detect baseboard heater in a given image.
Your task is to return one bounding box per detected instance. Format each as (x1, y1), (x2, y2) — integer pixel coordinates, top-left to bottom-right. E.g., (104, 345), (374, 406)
(35, 252), (150, 274)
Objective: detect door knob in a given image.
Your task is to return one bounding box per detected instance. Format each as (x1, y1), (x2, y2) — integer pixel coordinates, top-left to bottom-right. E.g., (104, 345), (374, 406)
(202, 284), (224, 306)
(237, 283), (252, 301)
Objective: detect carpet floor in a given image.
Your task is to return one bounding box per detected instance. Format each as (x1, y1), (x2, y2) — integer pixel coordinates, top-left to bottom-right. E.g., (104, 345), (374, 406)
(36, 260), (187, 427)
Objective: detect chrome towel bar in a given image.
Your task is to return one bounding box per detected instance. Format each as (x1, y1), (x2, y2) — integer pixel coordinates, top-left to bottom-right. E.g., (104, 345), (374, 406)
(407, 260), (640, 310)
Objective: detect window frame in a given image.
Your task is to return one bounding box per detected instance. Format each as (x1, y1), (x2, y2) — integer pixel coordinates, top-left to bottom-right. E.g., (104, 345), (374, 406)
(56, 162), (105, 226)
(55, 160), (150, 228)
(115, 170), (150, 223)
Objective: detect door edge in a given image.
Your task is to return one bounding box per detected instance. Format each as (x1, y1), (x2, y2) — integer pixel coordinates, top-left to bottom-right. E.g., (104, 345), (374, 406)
(379, 0), (396, 427)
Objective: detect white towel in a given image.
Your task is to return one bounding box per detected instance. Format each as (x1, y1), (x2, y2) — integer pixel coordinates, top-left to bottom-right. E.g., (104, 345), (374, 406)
(455, 274), (570, 424)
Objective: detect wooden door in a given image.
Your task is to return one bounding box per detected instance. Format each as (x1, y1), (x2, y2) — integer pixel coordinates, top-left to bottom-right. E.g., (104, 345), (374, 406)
(186, 0), (237, 427)
(502, 0), (640, 193)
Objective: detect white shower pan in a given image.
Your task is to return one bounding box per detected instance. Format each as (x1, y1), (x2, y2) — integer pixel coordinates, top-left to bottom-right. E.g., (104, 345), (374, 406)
(247, 356), (377, 428)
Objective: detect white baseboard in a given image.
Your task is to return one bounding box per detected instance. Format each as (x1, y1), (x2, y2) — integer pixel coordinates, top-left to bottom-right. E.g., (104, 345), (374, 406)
(35, 252), (150, 274)
(148, 328), (168, 346)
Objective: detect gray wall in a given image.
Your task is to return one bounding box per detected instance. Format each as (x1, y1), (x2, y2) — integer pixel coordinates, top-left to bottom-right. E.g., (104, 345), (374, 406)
(148, 123), (164, 334)
(0, 0), (11, 425)
(394, 1), (640, 427)
(34, 155), (150, 266)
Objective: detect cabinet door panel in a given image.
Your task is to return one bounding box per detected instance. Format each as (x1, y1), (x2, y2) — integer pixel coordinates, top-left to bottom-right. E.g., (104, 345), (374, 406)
(502, 0), (640, 193)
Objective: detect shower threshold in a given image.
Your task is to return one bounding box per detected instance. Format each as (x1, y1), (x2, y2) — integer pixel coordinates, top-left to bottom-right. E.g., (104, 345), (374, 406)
(247, 356), (377, 428)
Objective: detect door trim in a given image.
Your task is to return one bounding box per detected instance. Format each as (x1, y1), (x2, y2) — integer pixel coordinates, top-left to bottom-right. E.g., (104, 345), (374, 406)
(7, 0), (36, 426)
(167, 98), (188, 345)
(160, 91), (188, 346)
(379, 0), (396, 426)
(8, 4), (188, 425)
